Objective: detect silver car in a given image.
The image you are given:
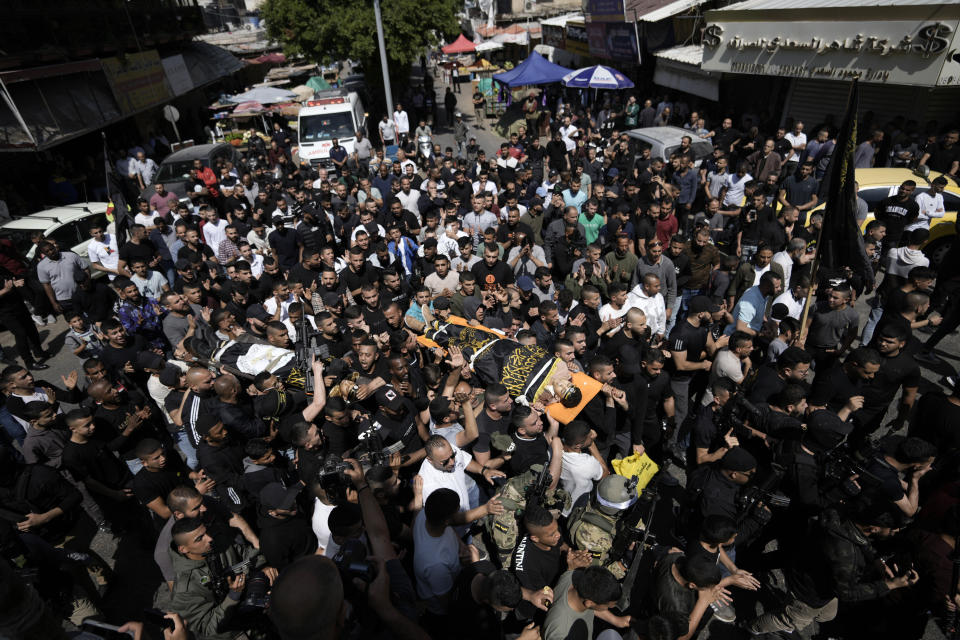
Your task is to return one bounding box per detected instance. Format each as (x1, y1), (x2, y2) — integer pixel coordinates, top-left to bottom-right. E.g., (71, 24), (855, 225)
(625, 126), (713, 168)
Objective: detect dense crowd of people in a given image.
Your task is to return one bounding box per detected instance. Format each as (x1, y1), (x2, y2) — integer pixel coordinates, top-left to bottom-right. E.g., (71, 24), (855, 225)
(1, 73), (960, 640)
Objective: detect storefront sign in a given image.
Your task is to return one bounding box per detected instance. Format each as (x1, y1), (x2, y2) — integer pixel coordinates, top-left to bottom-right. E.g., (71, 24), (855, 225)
(162, 55), (194, 96)
(587, 21), (640, 62)
(566, 21), (591, 56)
(585, 0), (625, 22)
(101, 50), (172, 114)
(701, 18), (960, 86)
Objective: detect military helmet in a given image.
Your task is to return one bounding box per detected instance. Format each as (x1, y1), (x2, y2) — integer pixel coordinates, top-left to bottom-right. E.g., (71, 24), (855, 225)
(595, 474), (638, 515)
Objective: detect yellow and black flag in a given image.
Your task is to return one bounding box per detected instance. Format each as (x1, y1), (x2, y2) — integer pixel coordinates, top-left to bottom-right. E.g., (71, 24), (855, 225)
(815, 78), (873, 288)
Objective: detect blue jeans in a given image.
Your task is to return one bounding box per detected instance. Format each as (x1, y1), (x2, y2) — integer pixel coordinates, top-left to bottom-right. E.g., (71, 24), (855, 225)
(860, 305), (883, 347)
(678, 288), (704, 323)
(175, 430), (199, 470)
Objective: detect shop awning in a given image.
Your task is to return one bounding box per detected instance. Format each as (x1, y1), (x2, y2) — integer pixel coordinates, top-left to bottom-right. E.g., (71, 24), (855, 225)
(632, 0), (709, 22)
(653, 44), (718, 101)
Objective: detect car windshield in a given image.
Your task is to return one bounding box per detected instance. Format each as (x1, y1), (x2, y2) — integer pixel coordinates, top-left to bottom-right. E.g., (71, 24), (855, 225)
(155, 160), (202, 183)
(300, 112), (355, 142)
(665, 141), (713, 162)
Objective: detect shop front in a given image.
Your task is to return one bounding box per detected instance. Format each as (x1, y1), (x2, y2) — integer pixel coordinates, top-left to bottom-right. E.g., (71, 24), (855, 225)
(699, 0), (960, 128)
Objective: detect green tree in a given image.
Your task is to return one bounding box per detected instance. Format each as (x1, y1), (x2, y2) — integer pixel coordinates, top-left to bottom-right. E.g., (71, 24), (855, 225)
(261, 0), (460, 104)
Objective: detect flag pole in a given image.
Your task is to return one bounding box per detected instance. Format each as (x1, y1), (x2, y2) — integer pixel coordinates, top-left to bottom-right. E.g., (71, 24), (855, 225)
(797, 223), (825, 344)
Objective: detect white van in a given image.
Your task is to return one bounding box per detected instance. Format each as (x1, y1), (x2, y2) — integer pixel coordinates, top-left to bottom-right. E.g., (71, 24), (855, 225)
(295, 89), (366, 168)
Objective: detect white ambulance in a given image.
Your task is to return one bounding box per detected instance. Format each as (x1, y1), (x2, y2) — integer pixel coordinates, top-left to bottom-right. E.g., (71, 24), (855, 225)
(295, 88), (367, 168)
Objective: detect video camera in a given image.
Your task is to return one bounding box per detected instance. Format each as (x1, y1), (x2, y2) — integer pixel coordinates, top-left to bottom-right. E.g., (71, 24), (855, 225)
(737, 463), (791, 525)
(203, 555), (269, 609)
(820, 441), (881, 499)
(721, 394), (764, 440)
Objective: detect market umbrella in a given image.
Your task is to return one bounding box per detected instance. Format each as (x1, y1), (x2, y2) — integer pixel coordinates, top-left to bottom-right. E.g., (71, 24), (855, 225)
(226, 86), (297, 104)
(561, 65), (634, 89)
(232, 101), (265, 115)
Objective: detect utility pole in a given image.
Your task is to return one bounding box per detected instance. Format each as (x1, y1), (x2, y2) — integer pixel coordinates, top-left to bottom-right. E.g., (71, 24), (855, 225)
(373, 0), (394, 117)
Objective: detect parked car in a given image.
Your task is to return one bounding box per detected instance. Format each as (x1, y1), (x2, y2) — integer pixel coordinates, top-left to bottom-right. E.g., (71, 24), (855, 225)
(807, 167), (960, 267)
(625, 126), (713, 168)
(0, 202), (113, 274)
(138, 143), (240, 202)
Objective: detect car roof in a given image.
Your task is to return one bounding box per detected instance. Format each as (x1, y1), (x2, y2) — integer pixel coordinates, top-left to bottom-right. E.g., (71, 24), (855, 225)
(624, 126), (711, 146)
(853, 167), (959, 191)
(0, 202), (109, 231)
(162, 144), (228, 162)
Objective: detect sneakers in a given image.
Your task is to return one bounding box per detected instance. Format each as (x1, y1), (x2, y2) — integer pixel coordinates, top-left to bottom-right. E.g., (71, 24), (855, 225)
(30, 314), (45, 326)
(26, 361), (49, 370)
(45, 314), (56, 325)
(710, 599), (736, 623)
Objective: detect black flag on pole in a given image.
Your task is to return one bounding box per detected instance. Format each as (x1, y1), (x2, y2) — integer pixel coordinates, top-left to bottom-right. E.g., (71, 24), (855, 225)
(103, 133), (131, 248)
(815, 78), (872, 289)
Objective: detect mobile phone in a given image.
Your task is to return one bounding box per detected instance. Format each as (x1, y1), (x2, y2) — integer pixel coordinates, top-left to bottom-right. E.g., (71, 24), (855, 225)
(142, 608), (175, 630)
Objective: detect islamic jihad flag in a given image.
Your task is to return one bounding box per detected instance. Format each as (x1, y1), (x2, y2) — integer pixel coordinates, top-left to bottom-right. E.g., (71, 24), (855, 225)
(816, 78), (872, 288)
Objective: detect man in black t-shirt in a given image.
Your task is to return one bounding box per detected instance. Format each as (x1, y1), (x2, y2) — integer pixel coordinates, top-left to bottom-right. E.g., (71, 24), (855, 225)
(808, 347), (881, 421)
(472, 242), (516, 292)
(919, 130), (960, 177)
(117, 224), (158, 277)
(512, 506), (588, 592)
(875, 182), (919, 251)
(668, 296), (721, 461)
(132, 438), (212, 524)
(473, 383), (513, 465)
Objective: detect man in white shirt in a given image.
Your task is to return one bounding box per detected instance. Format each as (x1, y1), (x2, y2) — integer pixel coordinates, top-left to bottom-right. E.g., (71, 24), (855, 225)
(598, 283), (634, 334)
(471, 170), (498, 198)
(772, 237), (809, 290)
(87, 224), (120, 280)
(627, 274), (666, 339)
(909, 176), (947, 231)
(721, 166), (753, 209)
(559, 421), (605, 516)
(239, 243), (264, 278)
(130, 151), (159, 189)
(783, 121), (807, 172)
(200, 206), (228, 250)
(418, 435), (504, 512)
(559, 116), (578, 153)
(396, 177), (421, 216)
(773, 279), (809, 321)
(393, 103), (411, 145)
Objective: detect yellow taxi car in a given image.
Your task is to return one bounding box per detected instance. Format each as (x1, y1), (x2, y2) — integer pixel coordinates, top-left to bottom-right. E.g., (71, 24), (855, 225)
(807, 167), (960, 267)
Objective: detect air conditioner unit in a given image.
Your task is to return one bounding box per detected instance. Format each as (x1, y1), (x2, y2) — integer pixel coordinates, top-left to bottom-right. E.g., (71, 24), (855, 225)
(524, 0), (535, 12)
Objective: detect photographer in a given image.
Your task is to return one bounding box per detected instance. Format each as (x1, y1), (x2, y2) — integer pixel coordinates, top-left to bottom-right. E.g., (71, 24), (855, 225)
(269, 458), (428, 640)
(168, 517), (276, 640)
(692, 378), (742, 466)
(684, 447), (770, 549)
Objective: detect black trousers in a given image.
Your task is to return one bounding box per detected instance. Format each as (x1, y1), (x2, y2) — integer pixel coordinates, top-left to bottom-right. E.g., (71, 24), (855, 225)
(0, 306), (44, 363)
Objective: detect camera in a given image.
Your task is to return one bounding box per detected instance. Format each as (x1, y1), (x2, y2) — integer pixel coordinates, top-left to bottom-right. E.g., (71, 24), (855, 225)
(334, 538), (377, 583)
(243, 571), (271, 609)
(722, 394), (764, 438)
(318, 454), (353, 496)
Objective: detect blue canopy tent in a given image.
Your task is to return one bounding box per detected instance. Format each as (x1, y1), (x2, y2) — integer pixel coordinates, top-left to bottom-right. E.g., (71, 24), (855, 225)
(492, 51), (572, 87)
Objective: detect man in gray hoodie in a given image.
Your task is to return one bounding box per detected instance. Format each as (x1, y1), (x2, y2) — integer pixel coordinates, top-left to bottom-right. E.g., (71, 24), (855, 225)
(630, 240), (677, 334)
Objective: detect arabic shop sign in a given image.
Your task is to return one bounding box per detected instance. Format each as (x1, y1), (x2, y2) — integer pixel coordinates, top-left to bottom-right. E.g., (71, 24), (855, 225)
(701, 19), (960, 87)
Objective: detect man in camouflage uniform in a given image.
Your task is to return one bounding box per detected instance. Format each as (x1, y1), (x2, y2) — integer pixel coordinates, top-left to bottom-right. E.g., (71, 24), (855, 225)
(485, 463), (571, 567)
(567, 474), (640, 579)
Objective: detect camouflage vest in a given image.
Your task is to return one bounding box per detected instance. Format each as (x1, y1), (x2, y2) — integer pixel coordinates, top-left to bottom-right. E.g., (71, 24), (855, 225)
(567, 502), (625, 579)
(485, 470), (571, 567)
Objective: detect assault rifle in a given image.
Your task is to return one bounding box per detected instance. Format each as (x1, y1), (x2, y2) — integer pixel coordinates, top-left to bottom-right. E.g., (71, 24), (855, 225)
(524, 464), (552, 512)
(294, 310), (330, 396)
(609, 478), (659, 612)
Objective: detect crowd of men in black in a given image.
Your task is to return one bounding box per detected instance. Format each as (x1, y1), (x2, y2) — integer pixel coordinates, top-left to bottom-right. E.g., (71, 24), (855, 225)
(1, 87), (960, 640)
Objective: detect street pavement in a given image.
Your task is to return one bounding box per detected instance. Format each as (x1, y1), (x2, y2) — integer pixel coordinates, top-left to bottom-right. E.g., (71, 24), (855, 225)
(16, 67), (958, 633)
